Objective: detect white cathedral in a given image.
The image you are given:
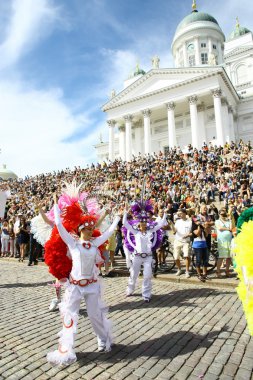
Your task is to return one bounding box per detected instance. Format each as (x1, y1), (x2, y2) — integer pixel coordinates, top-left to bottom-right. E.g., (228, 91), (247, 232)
(95, 0), (253, 162)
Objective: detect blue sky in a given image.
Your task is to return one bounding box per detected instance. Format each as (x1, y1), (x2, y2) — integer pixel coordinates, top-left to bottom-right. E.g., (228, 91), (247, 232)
(0, 0), (252, 177)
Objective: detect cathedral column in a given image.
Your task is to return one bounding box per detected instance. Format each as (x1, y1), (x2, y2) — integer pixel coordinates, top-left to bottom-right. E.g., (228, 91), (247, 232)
(221, 98), (231, 143)
(197, 103), (207, 146)
(183, 43), (188, 66)
(166, 102), (177, 148)
(208, 37), (212, 55)
(194, 37), (200, 65)
(118, 125), (126, 161)
(142, 109), (152, 154)
(124, 114), (133, 161)
(228, 106), (236, 142)
(212, 88), (225, 146)
(107, 119), (116, 161)
(175, 51), (179, 67)
(217, 42), (223, 65)
(188, 95), (200, 148)
(133, 124), (142, 156)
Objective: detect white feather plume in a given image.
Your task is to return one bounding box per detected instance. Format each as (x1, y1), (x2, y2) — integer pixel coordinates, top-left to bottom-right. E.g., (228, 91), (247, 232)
(30, 215), (53, 246)
(62, 180), (83, 198)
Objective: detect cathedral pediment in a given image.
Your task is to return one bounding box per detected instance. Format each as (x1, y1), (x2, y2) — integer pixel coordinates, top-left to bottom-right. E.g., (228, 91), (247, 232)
(224, 46), (253, 58)
(102, 67), (222, 111)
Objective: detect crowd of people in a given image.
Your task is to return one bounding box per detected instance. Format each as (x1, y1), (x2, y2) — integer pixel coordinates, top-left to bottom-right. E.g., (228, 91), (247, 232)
(0, 139), (252, 280)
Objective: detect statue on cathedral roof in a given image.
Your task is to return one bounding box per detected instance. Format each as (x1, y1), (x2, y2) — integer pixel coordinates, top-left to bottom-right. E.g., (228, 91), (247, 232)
(110, 89), (116, 99)
(152, 55), (160, 69)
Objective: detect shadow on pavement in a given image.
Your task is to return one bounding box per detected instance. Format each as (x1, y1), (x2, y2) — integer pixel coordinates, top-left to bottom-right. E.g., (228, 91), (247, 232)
(76, 328), (225, 364)
(0, 281), (50, 288)
(109, 287), (234, 311)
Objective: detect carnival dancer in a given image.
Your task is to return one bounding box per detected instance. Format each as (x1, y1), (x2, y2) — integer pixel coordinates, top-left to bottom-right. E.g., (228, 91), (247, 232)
(234, 207), (253, 335)
(122, 200), (166, 303)
(31, 182), (108, 312)
(46, 193), (121, 366)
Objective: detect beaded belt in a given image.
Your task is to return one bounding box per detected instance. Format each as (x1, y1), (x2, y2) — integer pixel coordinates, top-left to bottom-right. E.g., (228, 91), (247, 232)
(134, 252), (152, 258)
(69, 275), (97, 287)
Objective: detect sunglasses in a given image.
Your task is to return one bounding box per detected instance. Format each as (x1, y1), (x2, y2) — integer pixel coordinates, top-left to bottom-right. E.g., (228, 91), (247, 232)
(78, 221), (95, 231)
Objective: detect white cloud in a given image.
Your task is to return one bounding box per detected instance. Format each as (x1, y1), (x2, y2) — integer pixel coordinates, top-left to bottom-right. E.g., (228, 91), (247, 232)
(0, 0), (86, 178)
(0, 80), (96, 177)
(0, 0), (64, 69)
(101, 48), (137, 93)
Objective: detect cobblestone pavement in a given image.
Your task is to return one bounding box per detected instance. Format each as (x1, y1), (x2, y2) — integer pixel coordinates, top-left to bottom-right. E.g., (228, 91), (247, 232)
(0, 262), (253, 380)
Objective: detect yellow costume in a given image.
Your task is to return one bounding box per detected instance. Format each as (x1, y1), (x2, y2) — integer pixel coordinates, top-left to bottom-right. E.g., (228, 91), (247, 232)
(235, 220), (253, 335)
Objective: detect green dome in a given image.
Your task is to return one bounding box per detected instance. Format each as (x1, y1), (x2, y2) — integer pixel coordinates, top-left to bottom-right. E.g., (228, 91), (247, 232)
(176, 10), (219, 35)
(133, 64), (146, 77)
(228, 25), (251, 41)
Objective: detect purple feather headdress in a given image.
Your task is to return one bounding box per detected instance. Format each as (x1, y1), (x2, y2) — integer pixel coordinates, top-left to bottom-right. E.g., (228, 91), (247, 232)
(131, 199), (154, 222)
(130, 175), (154, 222)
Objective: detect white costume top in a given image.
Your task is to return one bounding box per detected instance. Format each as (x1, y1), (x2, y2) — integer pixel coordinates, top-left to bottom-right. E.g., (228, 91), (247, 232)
(123, 212), (167, 255)
(54, 204), (120, 281)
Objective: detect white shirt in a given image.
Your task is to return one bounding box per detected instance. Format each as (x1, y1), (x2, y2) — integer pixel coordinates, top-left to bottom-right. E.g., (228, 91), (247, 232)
(174, 218), (192, 243)
(14, 219), (20, 234)
(156, 215), (168, 236)
(54, 204), (120, 281)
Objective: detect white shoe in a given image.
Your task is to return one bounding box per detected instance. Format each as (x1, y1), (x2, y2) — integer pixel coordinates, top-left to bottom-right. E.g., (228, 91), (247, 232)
(176, 269), (182, 276)
(185, 272), (190, 278)
(98, 343), (111, 353)
(49, 298), (60, 311)
(98, 345), (106, 352)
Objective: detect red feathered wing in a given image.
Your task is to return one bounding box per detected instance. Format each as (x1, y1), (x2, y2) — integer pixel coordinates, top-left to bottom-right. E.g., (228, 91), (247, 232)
(44, 226), (72, 280)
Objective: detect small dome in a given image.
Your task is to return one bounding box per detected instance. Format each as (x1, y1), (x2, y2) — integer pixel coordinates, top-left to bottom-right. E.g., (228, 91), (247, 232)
(228, 19), (251, 41)
(175, 10), (220, 35)
(0, 164), (18, 181)
(133, 63), (146, 77)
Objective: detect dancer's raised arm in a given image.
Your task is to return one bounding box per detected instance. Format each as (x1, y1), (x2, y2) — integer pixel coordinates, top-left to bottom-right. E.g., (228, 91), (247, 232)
(53, 196), (75, 250)
(94, 213), (121, 247)
(122, 210), (137, 235)
(36, 202), (54, 227)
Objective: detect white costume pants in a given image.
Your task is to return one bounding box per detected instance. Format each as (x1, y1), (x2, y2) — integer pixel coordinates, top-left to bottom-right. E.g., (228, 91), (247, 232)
(47, 281), (112, 366)
(127, 256), (153, 299)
